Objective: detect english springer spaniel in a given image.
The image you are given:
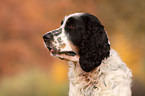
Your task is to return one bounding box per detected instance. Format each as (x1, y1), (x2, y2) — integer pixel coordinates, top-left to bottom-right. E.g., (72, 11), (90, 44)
(43, 13), (132, 96)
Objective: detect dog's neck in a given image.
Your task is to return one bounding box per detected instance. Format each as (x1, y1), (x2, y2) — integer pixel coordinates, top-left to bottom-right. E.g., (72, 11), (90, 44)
(68, 61), (100, 87)
(67, 49), (132, 96)
(67, 49), (120, 83)
(67, 61), (101, 96)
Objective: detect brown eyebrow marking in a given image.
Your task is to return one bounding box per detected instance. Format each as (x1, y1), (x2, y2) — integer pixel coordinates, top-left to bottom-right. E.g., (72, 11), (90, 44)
(69, 25), (75, 29)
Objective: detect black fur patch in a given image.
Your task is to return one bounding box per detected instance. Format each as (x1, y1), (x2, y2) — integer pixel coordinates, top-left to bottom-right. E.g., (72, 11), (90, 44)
(64, 17), (84, 48)
(64, 13), (110, 72)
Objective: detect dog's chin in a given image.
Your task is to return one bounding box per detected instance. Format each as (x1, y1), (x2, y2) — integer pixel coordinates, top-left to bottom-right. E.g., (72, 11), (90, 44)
(53, 53), (79, 62)
(47, 47), (79, 61)
(47, 46), (76, 56)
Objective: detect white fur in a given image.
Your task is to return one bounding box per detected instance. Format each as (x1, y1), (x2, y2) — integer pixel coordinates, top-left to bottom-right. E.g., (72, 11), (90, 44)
(68, 49), (132, 96)
(43, 13), (132, 96)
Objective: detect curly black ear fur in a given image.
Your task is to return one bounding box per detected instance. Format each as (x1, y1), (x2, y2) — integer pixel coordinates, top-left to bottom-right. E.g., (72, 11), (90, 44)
(79, 14), (110, 72)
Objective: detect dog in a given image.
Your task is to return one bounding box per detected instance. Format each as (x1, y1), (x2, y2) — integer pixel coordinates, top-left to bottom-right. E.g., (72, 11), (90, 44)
(43, 13), (132, 96)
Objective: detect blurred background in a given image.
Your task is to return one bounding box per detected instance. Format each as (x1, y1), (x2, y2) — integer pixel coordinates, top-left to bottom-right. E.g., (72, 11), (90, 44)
(0, 0), (145, 96)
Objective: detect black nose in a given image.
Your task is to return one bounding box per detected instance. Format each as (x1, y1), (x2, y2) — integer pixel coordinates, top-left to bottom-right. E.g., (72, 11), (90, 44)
(43, 33), (53, 41)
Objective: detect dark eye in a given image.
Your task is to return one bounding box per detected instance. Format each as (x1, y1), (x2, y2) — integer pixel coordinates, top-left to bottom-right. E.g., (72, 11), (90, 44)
(61, 20), (64, 25)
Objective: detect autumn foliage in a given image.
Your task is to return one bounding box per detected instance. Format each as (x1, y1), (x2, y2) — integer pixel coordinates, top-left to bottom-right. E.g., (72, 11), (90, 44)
(0, 0), (145, 95)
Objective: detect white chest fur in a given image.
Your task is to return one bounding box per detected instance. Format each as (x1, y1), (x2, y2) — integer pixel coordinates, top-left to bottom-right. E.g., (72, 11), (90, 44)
(68, 49), (132, 96)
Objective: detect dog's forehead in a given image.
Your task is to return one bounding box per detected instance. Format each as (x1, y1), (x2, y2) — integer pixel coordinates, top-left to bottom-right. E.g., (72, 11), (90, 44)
(62, 13), (84, 26)
(67, 13), (84, 19)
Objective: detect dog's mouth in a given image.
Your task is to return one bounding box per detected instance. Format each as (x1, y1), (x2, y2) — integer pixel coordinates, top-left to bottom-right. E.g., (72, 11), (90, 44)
(47, 46), (76, 56)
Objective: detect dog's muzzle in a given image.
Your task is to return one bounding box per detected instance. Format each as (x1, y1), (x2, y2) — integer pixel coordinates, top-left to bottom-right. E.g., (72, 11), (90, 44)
(43, 31), (59, 54)
(43, 29), (76, 56)
(43, 32), (54, 49)
(43, 28), (62, 41)
(43, 33), (53, 42)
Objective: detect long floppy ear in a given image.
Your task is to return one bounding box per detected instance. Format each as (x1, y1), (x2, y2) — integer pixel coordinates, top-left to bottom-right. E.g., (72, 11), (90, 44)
(79, 15), (110, 72)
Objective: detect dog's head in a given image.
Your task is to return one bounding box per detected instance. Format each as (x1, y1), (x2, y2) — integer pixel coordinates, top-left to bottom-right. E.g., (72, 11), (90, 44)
(43, 13), (110, 72)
